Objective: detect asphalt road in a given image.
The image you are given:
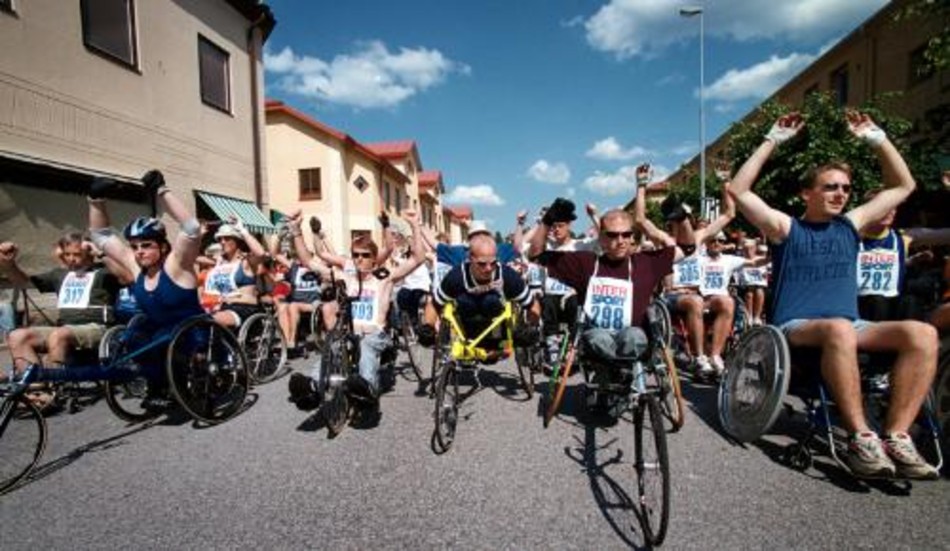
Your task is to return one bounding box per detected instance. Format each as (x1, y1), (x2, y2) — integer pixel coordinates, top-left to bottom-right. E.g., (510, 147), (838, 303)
(1, 351), (947, 550)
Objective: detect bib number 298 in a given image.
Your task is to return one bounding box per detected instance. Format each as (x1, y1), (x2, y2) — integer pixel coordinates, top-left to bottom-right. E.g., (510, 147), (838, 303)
(590, 305), (624, 330)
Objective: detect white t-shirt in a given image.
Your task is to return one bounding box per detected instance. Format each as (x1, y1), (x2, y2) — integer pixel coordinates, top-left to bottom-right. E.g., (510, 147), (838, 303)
(699, 254), (746, 297)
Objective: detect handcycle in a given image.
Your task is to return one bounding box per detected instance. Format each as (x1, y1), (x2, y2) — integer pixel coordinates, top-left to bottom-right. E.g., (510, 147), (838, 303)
(718, 324), (944, 477)
(572, 317), (673, 546)
(1, 313), (249, 493)
(543, 302), (685, 434)
(238, 282), (290, 385)
(431, 300), (534, 453)
(387, 291), (431, 383)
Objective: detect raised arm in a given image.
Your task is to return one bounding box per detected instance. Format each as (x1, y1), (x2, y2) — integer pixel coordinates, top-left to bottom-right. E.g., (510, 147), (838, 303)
(0, 242), (31, 288)
(389, 210), (425, 281)
(729, 115), (800, 242)
(511, 210), (527, 254)
(845, 112), (917, 232)
(87, 178), (140, 278)
(697, 182), (736, 241)
(632, 165), (675, 248)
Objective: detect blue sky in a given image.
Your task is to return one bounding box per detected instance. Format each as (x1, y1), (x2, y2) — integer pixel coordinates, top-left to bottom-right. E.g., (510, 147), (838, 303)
(262, 0), (889, 229)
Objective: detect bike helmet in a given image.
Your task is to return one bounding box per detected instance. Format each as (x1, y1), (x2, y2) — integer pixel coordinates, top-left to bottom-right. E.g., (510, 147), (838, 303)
(124, 216), (167, 241)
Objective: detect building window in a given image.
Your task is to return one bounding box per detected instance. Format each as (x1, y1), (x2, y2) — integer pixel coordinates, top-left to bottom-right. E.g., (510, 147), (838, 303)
(1, 0), (15, 14)
(383, 181), (391, 209)
(395, 187), (402, 214)
(908, 44), (935, 87)
(299, 168), (321, 200)
(353, 175), (369, 193)
(199, 35), (231, 113)
(829, 64), (848, 107)
(81, 0), (137, 69)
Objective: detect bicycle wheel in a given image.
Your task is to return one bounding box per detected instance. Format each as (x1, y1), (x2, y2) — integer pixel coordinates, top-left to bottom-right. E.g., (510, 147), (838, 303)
(0, 395), (47, 494)
(633, 394), (670, 546)
(399, 312), (426, 382)
(513, 340), (536, 399)
(239, 313), (289, 385)
(166, 317), (249, 425)
(543, 339), (576, 427)
(100, 324), (157, 423)
(653, 345), (685, 433)
(433, 359), (459, 451)
(319, 332), (350, 437)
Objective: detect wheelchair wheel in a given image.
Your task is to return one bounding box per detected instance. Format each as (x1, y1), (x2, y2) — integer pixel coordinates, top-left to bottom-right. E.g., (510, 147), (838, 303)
(319, 332), (351, 437)
(239, 312), (289, 385)
(166, 317), (249, 425)
(633, 394), (670, 546)
(0, 395), (47, 494)
(309, 309), (326, 355)
(543, 340), (577, 427)
(398, 312), (426, 382)
(718, 325), (791, 443)
(513, 340), (536, 399)
(99, 324), (158, 424)
(652, 345), (685, 433)
(433, 359), (459, 451)
(648, 299), (673, 348)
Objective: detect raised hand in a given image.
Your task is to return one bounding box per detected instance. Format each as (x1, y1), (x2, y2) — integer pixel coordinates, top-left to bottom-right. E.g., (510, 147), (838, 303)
(635, 163), (653, 186)
(88, 177), (117, 199)
(401, 208), (419, 225)
(0, 242), (18, 266)
(585, 203), (598, 217)
(516, 210), (528, 225)
(764, 112), (804, 145)
(309, 215), (322, 234)
(846, 110), (886, 147)
(141, 169), (166, 196)
(713, 159), (732, 182)
(227, 215), (246, 233)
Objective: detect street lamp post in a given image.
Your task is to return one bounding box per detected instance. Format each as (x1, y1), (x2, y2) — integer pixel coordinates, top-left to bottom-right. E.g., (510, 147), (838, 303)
(679, 5), (705, 216)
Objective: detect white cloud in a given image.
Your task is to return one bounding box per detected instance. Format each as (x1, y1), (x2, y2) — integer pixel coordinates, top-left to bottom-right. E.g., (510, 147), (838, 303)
(527, 160), (571, 184)
(705, 52), (816, 102)
(669, 141), (697, 157)
(445, 185), (505, 206)
(586, 137), (653, 161)
(264, 42), (469, 109)
(583, 0), (888, 59)
(583, 164), (671, 196)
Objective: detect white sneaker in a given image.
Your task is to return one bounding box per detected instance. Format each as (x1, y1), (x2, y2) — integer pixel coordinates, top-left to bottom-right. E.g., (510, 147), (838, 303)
(695, 355), (714, 378)
(710, 355), (725, 375)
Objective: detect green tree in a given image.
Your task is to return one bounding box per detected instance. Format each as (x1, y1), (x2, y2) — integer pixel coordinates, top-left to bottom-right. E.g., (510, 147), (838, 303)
(895, 0), (950, 72)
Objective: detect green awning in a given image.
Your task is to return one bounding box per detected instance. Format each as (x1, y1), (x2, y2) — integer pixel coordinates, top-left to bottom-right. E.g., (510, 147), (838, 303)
(196, 191), (276, 234)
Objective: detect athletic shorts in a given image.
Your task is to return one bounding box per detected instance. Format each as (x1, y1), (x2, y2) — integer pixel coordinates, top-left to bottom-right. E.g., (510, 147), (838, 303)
(30, 323), (107, 351)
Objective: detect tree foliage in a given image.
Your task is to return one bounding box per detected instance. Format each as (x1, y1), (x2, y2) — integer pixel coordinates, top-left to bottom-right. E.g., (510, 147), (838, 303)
(895, 0), (950, 72)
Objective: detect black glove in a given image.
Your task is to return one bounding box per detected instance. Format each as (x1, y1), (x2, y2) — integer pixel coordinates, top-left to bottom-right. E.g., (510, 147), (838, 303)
(661, 195), (689, 223)
(141, 170), (166, 197)
(309, 216), (322, 234)
(372, 267), (390, 280)
(378, 212), (390, 229)
(542, 198), (577, 226)
(88, 177), (117, 199)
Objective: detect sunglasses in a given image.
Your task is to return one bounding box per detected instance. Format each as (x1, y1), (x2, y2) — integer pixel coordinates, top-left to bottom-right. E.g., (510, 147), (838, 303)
(472, 260), (497, 268)
(604, 231), (634, 240)
(130, 242), (158, 251)
(352, 251), (374, 259)
(820, 182), (852, 194)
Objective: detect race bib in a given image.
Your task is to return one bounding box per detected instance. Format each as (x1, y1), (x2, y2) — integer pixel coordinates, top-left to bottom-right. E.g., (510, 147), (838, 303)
(741, 267), (767, 286)
(583, 277), (634, 331)
(703, 264), (727, 293)
(672, 257), (701, 288)
(526, 264), (545, 287)
(294, 268), (319, 291)
(351, 288), (379, 329)
(544, 276), (573, 295)
(205, 265), (237, 295)
(857, 250), (900, 297)
(58, 271), (96, 309)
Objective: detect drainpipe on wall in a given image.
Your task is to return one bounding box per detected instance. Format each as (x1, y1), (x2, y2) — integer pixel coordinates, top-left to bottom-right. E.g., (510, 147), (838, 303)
(247, 14), (267, 209)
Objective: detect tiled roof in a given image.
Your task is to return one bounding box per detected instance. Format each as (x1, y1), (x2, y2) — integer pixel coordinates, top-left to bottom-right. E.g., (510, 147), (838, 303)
(265, 99), (408, 184)
(365, 140), (416, 158)
(443, 205), (472, 221)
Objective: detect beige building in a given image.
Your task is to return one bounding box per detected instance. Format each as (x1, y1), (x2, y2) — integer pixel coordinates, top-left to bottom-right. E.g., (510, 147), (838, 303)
(442, 205), (473, 244)
(667, 0), (948, 192)
(0, 0), (276, 271)
(264, 99), (456, 251)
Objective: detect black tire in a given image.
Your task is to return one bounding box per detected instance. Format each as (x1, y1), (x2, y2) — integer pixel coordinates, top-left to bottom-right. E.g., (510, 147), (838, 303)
(100, 324), (157, 424)
(166, 317), (249, 425)
(319, 331), (351, 437)
(433, 359), (459, 451)
(0, 395), (47, 494)
(634, 394), (670, 546)
(648, 299), (673, 348)
(513, 343), (536, 399)
(398, 312), (426, 382)
(428, 322), (451, 398)
(239, 312), (289, 385)
(651, 345), (685, 433)
(309, 309), (326, 355)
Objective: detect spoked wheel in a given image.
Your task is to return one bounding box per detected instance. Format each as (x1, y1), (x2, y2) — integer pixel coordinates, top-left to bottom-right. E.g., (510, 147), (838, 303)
(398, 312), (427, 382)
(319, 333), (351, 437)
(166, 317), (249, 425)
(652, 345), (685, 433)
(513, 343), (536, 399)
(309, 311), (327, 356)
(543, 342), (576, 428)
(433, 360), (459, 452)
(428, 323), (450, 399)
(239, 313), (289, 385)
(633, 394), (670, 546)
(100, 324), (158, 424)
(0, 395), (47, 494)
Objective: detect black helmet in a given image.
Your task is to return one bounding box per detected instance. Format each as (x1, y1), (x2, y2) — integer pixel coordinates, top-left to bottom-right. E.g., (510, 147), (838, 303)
(124, 216), (167, 241)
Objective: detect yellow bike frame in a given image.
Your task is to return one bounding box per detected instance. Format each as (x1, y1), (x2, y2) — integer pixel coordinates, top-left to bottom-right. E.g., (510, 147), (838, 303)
(442, 301), (514, 362)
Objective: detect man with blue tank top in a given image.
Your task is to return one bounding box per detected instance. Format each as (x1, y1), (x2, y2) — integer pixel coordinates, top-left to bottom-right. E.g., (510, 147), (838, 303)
(88, 170), (205, 410)
(730, 111), (939, 480)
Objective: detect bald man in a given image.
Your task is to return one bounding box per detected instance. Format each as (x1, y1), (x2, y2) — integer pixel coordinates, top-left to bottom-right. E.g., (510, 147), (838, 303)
(433, 235), (536, 359)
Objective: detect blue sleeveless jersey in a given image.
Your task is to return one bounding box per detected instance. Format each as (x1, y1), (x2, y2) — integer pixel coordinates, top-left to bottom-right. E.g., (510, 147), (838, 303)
(770, 216), (859, 326)
(132, 268), (204, 328)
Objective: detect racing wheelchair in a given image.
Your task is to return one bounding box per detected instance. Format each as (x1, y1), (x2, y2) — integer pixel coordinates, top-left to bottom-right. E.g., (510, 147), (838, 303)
(1, 313), (249, 493)
(718, 324), (943, 477)
(431, 300), (536, 453)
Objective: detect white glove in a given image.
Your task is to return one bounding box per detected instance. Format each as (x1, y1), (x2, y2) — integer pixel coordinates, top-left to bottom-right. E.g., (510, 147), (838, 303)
(847, 112), (886, 147)
(636, 163), (653, 186)
(764, 115), (803, 145)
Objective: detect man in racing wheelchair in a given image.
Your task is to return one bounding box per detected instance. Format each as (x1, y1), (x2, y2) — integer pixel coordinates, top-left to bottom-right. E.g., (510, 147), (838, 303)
(728, 111), (940, 479)
(528, 200), (675, 405)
